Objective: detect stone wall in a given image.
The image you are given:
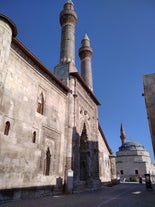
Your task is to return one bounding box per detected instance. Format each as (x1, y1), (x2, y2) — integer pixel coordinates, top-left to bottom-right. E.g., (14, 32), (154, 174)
(98, 129), (112, 182)
(0, 43), (68, 194)
(143, 74), (155, 156)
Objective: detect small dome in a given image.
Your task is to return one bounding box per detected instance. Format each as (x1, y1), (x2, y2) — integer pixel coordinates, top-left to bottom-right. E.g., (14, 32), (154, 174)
(119, 141), (144, 151)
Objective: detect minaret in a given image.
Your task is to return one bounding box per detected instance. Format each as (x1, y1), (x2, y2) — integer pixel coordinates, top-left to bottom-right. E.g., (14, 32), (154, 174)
(79, 34), (93, 91)
(59, 0), (77, 64)
(120, 124), (126, 145)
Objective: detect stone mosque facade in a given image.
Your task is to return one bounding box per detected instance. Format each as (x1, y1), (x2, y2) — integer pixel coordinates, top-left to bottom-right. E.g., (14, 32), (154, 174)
(116, 125), (155, 182)
(143, 74), (155, 158)
(0, 0), (117, 201)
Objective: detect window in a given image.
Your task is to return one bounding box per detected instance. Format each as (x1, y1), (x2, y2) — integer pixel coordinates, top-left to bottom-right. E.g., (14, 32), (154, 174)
(135, 170), (139, 175)
(32, 131), (36, 143)
(37, 92), (44, 114)
(44, 147), (51, 176)
(4, 121), (10, 135)
(120, 170), (124, 175)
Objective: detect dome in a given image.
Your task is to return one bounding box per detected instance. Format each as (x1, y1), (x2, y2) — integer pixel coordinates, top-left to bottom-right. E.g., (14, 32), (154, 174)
(119, 141), (144, 151)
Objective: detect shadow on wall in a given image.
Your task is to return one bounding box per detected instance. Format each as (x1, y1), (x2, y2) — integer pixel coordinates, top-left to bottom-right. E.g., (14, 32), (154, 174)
(0, 177), (63, 202)
(72, 126), (119, 189)
(72, 126), (101, 191)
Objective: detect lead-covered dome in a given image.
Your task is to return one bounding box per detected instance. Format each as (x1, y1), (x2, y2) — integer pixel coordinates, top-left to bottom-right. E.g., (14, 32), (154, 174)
(119, 141), (144, 151)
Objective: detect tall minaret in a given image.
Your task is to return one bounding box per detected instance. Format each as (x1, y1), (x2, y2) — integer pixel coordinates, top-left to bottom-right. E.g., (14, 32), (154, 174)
(120, 124), (126, 145)
(59, 0), (77, 64)
(79, 34), (93, 91)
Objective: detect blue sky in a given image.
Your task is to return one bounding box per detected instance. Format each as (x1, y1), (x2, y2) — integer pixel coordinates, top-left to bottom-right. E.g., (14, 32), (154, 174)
(1, 0), (155, 161)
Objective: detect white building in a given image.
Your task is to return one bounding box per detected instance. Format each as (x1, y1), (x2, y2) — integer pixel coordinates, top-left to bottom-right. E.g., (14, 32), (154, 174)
(116, 125), (155, 182)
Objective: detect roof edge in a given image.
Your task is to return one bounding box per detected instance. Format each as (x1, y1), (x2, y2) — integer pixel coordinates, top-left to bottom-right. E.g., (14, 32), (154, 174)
(70, 72), (101, 105)
(12, 38), (70, 94)
(98, 122), (112, 154)
(0, 14), (18, 37)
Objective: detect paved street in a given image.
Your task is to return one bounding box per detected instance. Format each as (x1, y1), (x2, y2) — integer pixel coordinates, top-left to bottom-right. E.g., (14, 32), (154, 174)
(1, 183), (155, 207)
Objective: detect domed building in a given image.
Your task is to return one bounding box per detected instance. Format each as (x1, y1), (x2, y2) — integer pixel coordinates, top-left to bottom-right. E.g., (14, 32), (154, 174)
(116, 124), (155, 182)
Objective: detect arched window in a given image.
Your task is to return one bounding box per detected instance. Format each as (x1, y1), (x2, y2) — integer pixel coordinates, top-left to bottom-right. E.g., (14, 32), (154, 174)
(44, 147), (51, 176)
(4, 121), (10, 136)
(37, 92), (44, 114)
(32, 131), (36, 143)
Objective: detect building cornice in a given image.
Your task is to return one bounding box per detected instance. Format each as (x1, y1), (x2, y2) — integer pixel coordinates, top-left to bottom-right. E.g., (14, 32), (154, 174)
(0, 14), (18, 37)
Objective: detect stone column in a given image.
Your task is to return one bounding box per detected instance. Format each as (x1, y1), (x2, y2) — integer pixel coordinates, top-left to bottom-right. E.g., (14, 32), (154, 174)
(65, 75), (75, 193)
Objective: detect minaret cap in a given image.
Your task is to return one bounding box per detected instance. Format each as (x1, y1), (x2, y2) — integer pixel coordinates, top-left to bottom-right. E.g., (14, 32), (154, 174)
(79, 33), (93, 57)
(67, 0), (74, 5)
(83, 33), (90, 41)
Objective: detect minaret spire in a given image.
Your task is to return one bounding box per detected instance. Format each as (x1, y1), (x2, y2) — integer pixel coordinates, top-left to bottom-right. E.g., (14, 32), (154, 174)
(79, 34), (93, 91)
(67, 0), (74, 4)
(120, 123), (126, 145)
(59, 0), (77, 64)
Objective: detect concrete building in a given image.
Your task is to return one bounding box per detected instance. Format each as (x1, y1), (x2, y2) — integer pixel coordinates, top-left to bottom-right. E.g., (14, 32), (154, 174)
(116, 125), (155, 182)
(143, 74), (155, 157)
(0, 0), (116, 201)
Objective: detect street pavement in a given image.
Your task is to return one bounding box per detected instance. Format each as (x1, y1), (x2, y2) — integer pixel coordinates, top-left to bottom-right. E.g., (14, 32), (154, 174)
(1, 183), (155, 207)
